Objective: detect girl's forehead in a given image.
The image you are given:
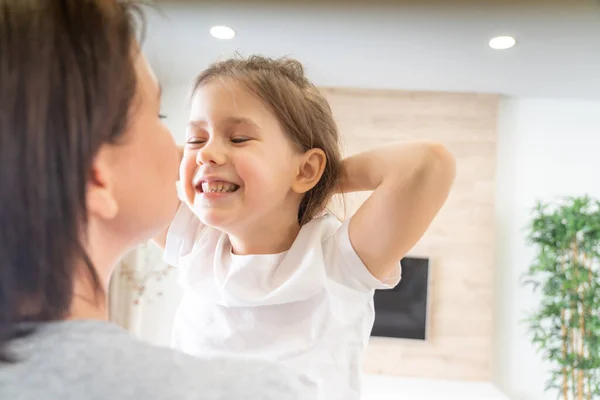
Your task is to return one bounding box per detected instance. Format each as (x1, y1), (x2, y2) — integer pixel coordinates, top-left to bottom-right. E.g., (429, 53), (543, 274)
(189, 84), (278, 128)
(191, 80), (268, 112)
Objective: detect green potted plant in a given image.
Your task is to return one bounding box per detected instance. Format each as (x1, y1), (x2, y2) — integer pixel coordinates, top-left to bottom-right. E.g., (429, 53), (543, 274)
(523, 195), (600, 399)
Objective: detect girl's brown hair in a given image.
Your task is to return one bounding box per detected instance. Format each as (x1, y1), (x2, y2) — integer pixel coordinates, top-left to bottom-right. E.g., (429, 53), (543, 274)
(193, 56), (343, 225)
(0, 0), (141, 361)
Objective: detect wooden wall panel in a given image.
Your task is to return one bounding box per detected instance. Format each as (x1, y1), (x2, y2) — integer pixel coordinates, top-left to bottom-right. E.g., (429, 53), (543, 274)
(321, 88), (498, 381)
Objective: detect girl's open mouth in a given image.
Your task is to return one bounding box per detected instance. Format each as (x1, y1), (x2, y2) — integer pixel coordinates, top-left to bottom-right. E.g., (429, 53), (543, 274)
(196, 181), (240, 193)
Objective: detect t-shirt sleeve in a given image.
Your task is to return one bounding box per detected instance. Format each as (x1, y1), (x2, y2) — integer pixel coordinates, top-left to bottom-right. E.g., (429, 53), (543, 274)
(163, 203), (204, 267)
(324, 218), (401, 292)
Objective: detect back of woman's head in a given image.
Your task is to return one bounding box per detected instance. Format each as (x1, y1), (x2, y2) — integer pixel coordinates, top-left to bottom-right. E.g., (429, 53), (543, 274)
(0, 0), (140, 361)
(193, 56), (343, 225)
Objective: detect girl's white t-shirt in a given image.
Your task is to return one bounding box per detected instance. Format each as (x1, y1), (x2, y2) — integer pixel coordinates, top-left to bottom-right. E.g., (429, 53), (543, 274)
(164, 204), (401, 400)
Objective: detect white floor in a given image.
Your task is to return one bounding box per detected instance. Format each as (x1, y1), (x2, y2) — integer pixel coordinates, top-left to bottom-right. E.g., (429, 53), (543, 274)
(362, 374), (511, 400)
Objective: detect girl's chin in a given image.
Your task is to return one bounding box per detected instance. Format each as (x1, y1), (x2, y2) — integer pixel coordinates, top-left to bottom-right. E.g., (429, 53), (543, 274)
(193, 209), (233, 230)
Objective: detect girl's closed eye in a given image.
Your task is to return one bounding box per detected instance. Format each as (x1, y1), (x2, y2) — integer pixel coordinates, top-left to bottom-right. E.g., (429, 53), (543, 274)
(231, 137), (251, 144)
(186, 137), (207, 146)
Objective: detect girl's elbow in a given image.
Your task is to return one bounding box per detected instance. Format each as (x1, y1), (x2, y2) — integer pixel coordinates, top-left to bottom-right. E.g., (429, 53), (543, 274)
(425, 142), (456, 179)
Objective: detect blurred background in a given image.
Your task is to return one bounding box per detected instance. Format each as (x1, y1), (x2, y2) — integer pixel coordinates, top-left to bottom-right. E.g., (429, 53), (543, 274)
(108, 1), (600, 399)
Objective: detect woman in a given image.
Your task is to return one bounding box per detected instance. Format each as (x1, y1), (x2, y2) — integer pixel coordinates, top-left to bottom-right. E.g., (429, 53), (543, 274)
(0, 1), (311, 399)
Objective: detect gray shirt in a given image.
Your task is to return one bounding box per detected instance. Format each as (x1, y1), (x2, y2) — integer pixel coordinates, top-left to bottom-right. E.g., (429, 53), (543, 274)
(0, 320), (314, 400)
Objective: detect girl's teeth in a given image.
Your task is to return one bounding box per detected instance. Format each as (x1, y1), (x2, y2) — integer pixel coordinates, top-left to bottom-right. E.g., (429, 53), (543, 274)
(201, 182), (238, 193)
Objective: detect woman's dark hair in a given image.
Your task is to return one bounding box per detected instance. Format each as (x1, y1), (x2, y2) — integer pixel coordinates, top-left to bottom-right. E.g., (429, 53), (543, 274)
(0, 0), (142, 361)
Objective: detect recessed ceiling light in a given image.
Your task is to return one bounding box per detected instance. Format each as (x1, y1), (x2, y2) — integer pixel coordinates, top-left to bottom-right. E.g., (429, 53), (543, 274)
(210, 26), (235, 40)
(489, 36), (516, 50)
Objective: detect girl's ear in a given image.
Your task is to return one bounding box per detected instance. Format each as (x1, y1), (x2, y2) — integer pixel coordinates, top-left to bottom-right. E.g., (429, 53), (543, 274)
(291, 148), (327, 194)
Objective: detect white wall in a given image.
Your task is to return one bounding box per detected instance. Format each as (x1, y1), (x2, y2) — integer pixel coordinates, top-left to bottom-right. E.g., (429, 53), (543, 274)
(162, 83), (193, 145)
(494, 97), (600, 400)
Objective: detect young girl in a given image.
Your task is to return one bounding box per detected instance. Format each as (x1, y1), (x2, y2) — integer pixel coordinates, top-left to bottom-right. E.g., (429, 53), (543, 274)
(159, 56), (455, 400)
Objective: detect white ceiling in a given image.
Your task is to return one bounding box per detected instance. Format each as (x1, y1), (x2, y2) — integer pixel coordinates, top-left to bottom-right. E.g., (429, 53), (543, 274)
(143, 0), (600, 99)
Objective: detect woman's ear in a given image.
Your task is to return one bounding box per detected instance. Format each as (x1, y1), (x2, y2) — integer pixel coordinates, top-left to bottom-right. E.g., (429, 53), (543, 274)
(86, 156), (118, 221)
(291, 148), (327, 194)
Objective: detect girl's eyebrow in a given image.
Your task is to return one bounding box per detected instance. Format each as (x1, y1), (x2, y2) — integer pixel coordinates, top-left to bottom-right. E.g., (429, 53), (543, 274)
(188, 117), (260, 131)
(223, 117), (260, 132)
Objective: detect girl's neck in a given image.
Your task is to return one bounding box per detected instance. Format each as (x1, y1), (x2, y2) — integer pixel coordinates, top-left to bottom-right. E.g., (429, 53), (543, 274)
(228, 214), (301, 255)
